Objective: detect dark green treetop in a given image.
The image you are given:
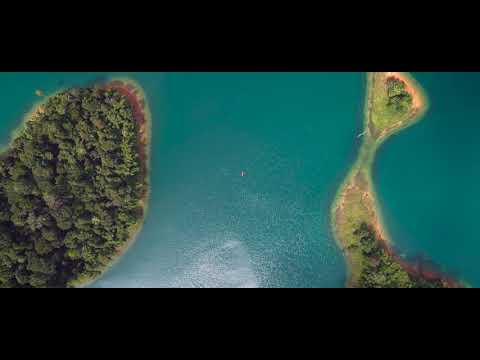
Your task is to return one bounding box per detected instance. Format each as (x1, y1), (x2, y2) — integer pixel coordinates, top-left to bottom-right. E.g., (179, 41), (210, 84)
(0, 85), (146, 288)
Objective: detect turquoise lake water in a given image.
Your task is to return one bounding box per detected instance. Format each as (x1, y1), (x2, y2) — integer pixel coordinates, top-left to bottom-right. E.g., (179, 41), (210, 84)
(375, 72), (480, 287)
(0, 72), (368, 287)
(3, 72), (480, 287)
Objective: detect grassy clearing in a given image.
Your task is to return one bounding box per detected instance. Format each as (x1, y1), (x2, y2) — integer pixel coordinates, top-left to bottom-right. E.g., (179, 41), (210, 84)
(369, 72), (424, 140)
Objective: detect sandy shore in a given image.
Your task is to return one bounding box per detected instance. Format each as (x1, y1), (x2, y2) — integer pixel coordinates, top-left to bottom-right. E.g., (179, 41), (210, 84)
(332, 72), (460, 288)
(385, 72), (424, 110)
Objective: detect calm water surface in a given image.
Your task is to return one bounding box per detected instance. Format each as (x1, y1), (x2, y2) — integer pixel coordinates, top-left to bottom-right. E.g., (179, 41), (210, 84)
(376, 72), (480, 286)
(0, 72), (366, 287)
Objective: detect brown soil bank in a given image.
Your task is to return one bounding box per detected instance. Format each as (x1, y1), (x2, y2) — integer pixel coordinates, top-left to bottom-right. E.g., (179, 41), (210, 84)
(104, 80), (149, 185)
(77, 79), (152, 287)
(332, 72), (463, 288)
(378, 239), (462, 288)
(101, 79), (151, 258)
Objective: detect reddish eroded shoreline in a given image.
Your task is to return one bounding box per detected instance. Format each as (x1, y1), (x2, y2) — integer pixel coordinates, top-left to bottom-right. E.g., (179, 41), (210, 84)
(103, 80), (150, 260)
(378, 238), (461, 288)
(335, 73), (462, 288)
(377, 74), (461, 287)
(104, 80), (149, 197)
(372, 73), (460, 288)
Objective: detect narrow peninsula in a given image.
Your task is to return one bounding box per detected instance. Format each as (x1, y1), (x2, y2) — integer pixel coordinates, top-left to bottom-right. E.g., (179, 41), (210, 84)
(0, 79), (151, 288)
(331, 72), (459, 288)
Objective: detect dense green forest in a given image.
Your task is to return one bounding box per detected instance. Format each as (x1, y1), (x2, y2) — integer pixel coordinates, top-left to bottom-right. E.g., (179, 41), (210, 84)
(352, 223), (446, 288)
(385, 77), (413, 115)
(0, 85), (147, 287)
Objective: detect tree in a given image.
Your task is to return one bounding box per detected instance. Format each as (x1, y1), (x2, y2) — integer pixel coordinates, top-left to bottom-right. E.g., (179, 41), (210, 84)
(354, 222), (446, 288)
(385, 77), (413, 115)
(0, 83), (147, 287)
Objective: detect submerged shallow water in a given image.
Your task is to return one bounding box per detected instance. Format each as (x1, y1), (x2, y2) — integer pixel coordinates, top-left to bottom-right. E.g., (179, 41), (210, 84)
(0, 72), (367, 287)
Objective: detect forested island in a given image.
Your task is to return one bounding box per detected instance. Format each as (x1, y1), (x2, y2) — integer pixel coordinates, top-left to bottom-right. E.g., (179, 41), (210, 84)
(331, 72), (460, 288)
(0, 79), (150, 288)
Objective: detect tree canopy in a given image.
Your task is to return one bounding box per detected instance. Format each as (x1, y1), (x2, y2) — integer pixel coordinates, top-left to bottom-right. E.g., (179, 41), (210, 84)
(352, 223), (447, 288)
(0, 84), (147, 288)
(385, 77), (413, 115)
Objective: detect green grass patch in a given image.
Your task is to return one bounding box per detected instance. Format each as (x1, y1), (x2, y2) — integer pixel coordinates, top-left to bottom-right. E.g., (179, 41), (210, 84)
(369, 74), (414, 138)
(331, 72), (443, 287)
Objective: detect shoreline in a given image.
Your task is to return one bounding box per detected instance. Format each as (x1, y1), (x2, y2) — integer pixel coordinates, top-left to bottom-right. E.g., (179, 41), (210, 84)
(0, 88), (66, 154)
(0, 78), (152, 288)
(77, 77), (152, 288)
(331, 72), (461, 288)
